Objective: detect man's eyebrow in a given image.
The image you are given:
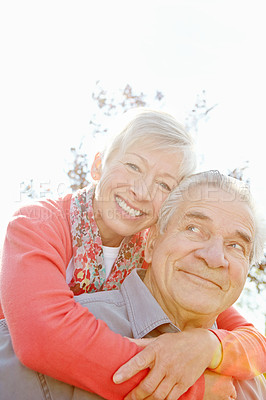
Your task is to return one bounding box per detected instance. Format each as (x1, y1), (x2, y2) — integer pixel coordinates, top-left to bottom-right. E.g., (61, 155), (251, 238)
(235, 230), (252, 244)
(184, 211), (212, 221)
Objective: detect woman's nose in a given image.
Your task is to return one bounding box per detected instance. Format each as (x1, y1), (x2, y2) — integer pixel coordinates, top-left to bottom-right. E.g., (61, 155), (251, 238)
(129, 177), (153, 201)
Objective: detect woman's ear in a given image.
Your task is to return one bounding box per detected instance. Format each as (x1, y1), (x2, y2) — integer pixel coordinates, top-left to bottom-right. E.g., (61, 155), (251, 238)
(91, 152), (102, 181)
(144, 225), (159, 264)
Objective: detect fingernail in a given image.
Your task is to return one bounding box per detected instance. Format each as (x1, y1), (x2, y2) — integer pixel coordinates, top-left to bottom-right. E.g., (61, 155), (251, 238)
(113, 373), (122, 384)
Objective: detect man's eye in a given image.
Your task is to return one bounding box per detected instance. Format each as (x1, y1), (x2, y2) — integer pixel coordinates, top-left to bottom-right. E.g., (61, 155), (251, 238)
(187, 226), (200, 233)
(230, 243), (244, 252)
(126, 163), (140, 172)
(159, 182), (171, 191)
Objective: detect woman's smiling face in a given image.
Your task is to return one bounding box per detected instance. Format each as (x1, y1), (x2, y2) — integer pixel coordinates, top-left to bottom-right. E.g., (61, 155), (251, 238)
(92, 143), (183, 246)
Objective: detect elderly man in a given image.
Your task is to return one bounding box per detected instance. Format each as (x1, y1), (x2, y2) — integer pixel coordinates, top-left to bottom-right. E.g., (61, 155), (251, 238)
(0, 171), (265, 399)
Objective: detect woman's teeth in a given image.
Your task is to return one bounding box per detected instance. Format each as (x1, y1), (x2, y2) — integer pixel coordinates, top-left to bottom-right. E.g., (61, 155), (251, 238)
(115, 196), (143, 217)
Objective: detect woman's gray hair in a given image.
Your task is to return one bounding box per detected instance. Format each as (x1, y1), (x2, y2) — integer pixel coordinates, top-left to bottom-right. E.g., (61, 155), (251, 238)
(101, 108), (196, 182)
(158, 170), (266, 266)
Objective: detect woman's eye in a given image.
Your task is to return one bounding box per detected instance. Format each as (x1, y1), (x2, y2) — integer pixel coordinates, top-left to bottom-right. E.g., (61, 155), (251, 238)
(126, 163), (140, 172)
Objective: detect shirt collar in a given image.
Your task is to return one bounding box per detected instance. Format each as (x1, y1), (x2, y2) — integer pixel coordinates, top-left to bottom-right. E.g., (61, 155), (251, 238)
(121, 269), (180, 338)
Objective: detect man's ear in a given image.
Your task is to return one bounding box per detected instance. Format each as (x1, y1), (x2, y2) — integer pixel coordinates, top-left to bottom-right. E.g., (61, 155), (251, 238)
(91, 152), (102, 181)
(144, 225), (159, 264)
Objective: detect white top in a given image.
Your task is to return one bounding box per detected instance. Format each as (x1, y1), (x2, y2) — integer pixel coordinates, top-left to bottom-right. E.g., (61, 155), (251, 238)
(65, 245), (120, 284)
(66, 258), (75, 284)
(102, 245), (121, 278)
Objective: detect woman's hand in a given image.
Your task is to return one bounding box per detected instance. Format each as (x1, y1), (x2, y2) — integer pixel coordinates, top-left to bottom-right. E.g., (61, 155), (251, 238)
(204, 370), (236, 400)
(113, 329), (222, 400)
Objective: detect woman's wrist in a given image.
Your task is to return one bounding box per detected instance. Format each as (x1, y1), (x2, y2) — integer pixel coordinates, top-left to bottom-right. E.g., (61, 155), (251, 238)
(207, 330), (223, 369)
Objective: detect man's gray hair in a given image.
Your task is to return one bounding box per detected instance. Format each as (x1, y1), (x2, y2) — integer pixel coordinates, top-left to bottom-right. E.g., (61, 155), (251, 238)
(101, 108), (196, 182)
(158, 170), (266, 266)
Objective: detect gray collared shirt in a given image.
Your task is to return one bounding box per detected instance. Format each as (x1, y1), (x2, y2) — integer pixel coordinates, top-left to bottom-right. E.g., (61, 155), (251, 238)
(76, 268), (183, 339)
(0, 269), (265, 400)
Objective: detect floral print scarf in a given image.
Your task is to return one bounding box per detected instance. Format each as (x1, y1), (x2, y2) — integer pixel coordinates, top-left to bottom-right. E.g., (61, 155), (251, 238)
(68, 185), (148, 295)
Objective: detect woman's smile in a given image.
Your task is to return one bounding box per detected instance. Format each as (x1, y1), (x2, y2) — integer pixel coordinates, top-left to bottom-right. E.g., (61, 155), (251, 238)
(115, 195), (145, 218)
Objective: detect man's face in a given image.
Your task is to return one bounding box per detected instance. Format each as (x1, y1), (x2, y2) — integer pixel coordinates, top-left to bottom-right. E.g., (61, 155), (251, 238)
(144, 185), (255, 326)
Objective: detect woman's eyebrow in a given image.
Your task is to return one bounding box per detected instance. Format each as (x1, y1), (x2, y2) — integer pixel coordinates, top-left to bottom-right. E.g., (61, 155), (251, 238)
(127, 152), (148, 164)
(128, 152), (145, 158)
(127, 152), (178, 180)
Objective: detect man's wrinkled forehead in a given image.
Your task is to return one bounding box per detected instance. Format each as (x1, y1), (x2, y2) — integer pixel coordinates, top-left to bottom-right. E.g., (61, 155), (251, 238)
(180, 182), (247, 203)
(173, 184), (254, 232)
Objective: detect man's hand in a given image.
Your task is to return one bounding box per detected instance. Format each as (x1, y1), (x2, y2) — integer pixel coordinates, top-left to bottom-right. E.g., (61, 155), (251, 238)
(113, 329), (222, 400)
(204, 370), (237, 400)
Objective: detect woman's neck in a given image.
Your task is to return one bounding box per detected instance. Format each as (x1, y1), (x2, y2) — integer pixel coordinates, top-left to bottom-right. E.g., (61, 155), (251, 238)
(93, 197), (125, 247)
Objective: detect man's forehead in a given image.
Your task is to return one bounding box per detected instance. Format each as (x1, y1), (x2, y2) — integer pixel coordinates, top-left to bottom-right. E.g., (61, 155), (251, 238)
(181, 183), (240, 202)
(173, 186), (255, 237)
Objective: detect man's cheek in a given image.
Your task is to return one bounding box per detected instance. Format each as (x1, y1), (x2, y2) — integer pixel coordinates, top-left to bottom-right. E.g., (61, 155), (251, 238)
(229, 268), (247, 292)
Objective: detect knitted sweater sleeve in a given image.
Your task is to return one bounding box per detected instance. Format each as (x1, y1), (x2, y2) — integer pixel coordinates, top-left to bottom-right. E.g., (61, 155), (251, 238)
(0, 197), (204, 400)
(211, 306), (266, 379)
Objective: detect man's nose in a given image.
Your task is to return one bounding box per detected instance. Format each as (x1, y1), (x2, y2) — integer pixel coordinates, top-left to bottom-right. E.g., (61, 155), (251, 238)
(194, 237), (229, 269)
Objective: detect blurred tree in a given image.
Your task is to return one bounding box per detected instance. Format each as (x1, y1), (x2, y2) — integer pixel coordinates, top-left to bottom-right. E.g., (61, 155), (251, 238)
(228, 161), (250, 184)
(228, 161), (266, 293)
(248, 259), (266, 294)
(67, 146), (90, 192)
(185, 89), (218, 133)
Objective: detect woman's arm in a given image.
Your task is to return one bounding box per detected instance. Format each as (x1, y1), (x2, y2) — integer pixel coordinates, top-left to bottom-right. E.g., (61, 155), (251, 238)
(0, 197), (148, 399)
(211, 306), (266, 379)
(0, 198), (205, 400)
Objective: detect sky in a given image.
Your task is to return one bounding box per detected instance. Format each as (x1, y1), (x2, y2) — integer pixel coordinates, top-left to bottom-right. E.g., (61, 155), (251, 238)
(0, 0), (265, 329)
